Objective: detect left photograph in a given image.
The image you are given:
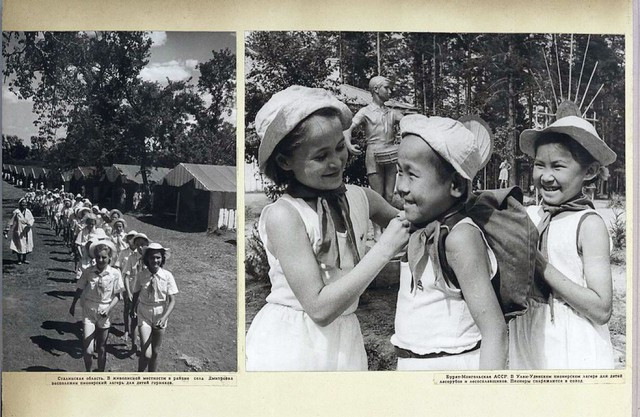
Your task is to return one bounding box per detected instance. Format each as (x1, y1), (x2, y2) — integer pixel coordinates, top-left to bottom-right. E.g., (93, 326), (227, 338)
(2, 31), (237, 372)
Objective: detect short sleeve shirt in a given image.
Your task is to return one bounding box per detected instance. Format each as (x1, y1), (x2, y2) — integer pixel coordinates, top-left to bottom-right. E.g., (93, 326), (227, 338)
(123, 251), (145, 280)
(78, 265), (124, 304)
(134, 268), (178, 306)
(351, 103), (403, 147)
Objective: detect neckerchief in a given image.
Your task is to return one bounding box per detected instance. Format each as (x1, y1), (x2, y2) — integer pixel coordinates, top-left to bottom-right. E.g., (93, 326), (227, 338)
(536, 194), (594, 320)
(406, 204), (465, 295)
(94, 267), (110, 296)
(148, 273), (157, 297)
(287, 179), (360, 269)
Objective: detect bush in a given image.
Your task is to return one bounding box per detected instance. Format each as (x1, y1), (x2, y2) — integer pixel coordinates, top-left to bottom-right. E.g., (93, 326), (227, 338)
(609, 205), (626, 252)
(245, 222), (269, 282)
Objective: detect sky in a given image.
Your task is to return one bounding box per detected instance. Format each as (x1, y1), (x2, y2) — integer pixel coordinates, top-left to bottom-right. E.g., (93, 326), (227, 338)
(2, 31), (236, 143)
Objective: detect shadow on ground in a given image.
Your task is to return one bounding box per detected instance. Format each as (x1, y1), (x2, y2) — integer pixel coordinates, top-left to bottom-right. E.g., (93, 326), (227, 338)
(30, 335), (83, 359)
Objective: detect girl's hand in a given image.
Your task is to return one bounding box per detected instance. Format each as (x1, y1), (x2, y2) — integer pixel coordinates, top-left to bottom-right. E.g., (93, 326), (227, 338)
(98, 307), (109, 316)
(346, 142), (363, 156)
(376, 215), (411, 257)
(155, 318), (168, 329)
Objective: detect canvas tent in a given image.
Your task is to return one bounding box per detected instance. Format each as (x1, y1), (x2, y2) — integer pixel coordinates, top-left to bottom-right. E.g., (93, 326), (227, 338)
(100, 164), (170, 210)
(156, 163), (236, 232)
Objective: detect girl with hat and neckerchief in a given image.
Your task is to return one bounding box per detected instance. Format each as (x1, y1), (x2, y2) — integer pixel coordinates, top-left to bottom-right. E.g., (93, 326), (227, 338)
(116, 229), (138, 345)
(4, 198), (35, 265)
(509, 115), (616, 369)
(245, 86), (410, 371)
(69, 239), (124, 371)
(122, 232), (150, 352)
(74, 213), (104, 279)
(132, 242), (178, 371)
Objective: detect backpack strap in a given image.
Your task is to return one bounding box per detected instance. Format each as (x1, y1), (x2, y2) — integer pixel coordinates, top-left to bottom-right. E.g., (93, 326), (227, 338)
(436, 210), (468, 291)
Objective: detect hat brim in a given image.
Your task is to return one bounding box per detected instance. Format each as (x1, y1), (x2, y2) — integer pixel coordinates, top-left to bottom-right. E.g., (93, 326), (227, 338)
(141, 244), (171, 262)
(520, 125), (616, 166)
(89, 240), (117, 263)
(112, 219), (128, 228)
(257, 99), (352, 172)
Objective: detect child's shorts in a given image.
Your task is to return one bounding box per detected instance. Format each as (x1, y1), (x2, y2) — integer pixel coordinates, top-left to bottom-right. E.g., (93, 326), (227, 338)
(82, 300), (112, 329)
(137, 303), (166, 329)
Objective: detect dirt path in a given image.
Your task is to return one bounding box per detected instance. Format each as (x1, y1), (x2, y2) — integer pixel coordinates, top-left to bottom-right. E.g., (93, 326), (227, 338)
(3, 181), (237, 372)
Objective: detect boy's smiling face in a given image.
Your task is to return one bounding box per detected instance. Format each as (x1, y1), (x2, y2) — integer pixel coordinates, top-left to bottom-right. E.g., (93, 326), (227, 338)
(396, 134), (457, 224)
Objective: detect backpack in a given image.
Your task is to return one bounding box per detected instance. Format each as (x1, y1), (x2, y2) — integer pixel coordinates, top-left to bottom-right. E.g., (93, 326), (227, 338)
(437, 186), (538, 321)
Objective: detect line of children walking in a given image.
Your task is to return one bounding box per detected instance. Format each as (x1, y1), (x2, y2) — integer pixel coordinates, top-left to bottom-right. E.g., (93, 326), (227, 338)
(246, 85), (618, 371)
(26, 191), (179, 372)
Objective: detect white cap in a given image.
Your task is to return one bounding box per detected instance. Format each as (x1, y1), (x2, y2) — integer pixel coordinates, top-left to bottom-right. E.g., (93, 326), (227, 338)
(400, 115), (492, 180)
(255, 86), (352, 171)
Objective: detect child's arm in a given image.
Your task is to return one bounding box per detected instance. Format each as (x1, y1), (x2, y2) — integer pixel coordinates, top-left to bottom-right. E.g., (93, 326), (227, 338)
(537, 214), (612, 325)
(363, 187), (400, 228)
(446, 224), (507, 370)
(131, 291), (140, 318)
(69, 288), (82, 316)
(156, 294), (176, 329)
(265, 200), (410, 327)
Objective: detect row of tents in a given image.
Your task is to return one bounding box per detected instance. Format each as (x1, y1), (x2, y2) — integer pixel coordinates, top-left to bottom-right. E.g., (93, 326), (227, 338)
(2, 163), (236, 233)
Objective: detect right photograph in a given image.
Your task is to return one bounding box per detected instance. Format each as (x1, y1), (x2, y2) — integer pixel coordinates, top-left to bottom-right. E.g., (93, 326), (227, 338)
(243, 31), (627, 372)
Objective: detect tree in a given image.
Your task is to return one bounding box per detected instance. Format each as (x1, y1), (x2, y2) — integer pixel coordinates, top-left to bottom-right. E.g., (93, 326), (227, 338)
(2, 135), (30, 160)
(245, 31), (338, 164)
(3, 31), (238, 197)
(197, 48), (236, 130)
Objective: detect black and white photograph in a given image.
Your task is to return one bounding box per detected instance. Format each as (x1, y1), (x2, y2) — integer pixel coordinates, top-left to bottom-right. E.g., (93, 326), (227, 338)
(244, 31), (626, 371)
(2, 31), (238, 372)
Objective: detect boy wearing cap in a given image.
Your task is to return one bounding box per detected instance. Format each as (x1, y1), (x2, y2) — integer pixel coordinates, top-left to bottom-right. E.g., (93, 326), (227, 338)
(390, 115), (507, 370)
(344, 76), (404, 207)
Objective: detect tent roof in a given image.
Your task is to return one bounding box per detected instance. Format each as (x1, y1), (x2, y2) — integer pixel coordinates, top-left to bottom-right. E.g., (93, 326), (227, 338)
(337, 84), (417, 111)
(164, 163), (236, 192)
(72, 167), (96, 180)
(31, 167), (50, 179)
(105, 164), (170, 184)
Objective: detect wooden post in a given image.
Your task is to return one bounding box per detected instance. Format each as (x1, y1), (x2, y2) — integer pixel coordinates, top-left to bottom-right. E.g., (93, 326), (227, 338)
(175, 191), (180, 223)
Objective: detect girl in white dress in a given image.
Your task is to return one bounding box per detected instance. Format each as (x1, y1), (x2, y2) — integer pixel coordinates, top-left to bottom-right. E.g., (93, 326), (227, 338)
(246, 86), (410, 371)
(509, 116), (616, 369)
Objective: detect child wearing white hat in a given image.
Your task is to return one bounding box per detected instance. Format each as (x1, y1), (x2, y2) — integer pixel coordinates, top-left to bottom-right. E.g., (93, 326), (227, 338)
(246, 85), (410, 371)
(391, 114), (507, 370)
(115, 229), (138, 345)
(122, 232), (150, 352)
(132, 242), (177, 372)
(69, 240), (123, 371)
(509, 115), (616, 369)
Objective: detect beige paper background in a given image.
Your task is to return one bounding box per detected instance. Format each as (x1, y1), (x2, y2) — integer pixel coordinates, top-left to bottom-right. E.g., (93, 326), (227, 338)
(2, 0), (635, 415)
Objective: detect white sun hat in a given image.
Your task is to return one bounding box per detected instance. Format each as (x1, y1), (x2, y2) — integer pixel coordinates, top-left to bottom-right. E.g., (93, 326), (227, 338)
(519, 115), (616, 166)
